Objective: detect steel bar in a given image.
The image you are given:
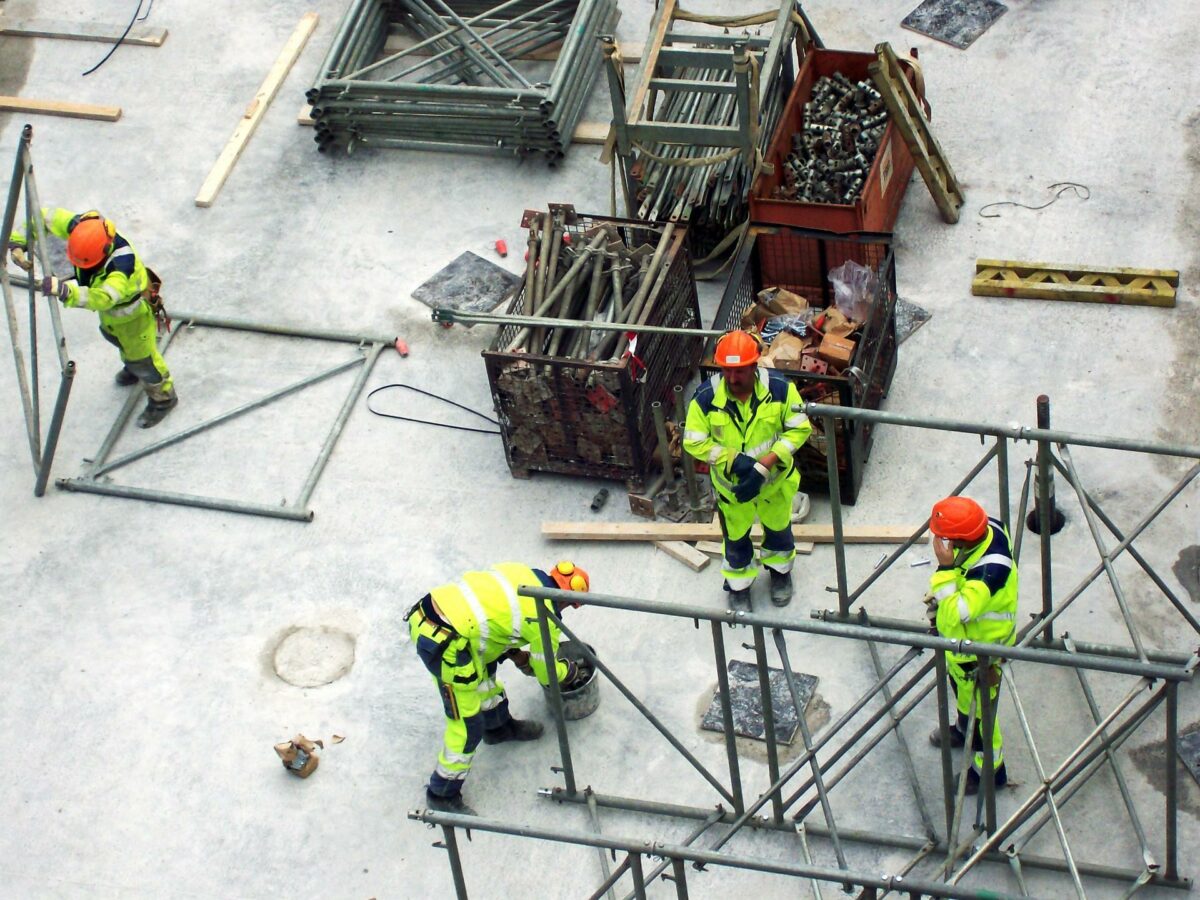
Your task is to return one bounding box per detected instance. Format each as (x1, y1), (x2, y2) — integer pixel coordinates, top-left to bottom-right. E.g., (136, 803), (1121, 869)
(526, 586), (1197, 681)
(977, 657), (998, 834)
(801, 402), (1200, 461)
(587, 858), (631, 900)
(752, 625), (784, 824)
(709, 621), (744, 814)
(1166, 681), (1179, 881)
(19, 135), (70, 371)
(1050, 454), (1200, 634)
(997, 435), (1011, 529)
(32, 363), (75, 497)
(628, 853), (646, 898)
(934, 651), (955, 841)
(1033, 431), (1055, 640)
(442, 825), (470, 899)
(553, 614), (736, 805)
(585, 788), (615, 900)
(824, 414), (850, 613)
(551, 788), (1191, 889)
(944, 689), (979, 876)
(169, 310), (396, 346)
(54, 478), (317, 520)
(410, 809), (1024, 899)
(651, 401), (676, 490)
(296, 341), (384, 507)
(534, 596), (576, 795)
(616, 810), (721, 900)
(772, 629), (847, 870)
(1013, 458), (1034, 563)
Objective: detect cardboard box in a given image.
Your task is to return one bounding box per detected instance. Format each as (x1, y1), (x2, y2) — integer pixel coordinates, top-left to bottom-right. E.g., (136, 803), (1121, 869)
(817, 334), (856, 367)
(761, 332), (809, 371)
(740, 286), (809, 330)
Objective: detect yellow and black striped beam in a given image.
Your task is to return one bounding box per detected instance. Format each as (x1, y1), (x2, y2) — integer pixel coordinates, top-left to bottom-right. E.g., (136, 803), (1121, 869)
(972, 259), (1178, 308)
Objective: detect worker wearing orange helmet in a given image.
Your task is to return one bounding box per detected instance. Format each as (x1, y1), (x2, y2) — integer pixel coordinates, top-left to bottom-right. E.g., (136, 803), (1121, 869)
(683, 330), (812, 610)
(925, 496), (1019, 795)
(8, 207), (177, 428)
(404, 561), (592, 815)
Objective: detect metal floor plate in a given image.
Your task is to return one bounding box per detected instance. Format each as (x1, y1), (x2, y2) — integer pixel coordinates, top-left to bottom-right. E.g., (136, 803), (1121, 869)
(701, 659), (817, 745)
(901, 0), (1008, 50)
(411, 250), (521, 320)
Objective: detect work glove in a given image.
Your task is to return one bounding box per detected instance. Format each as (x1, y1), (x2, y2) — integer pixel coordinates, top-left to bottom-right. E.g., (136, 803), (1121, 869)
(504, 648), (535, 677)
(729, 452), (758, 480)
(732, 460), (770, 503)
(40, 276), (70, 304)
(7, 242), (32, 272)
(558, 658), (583, 689)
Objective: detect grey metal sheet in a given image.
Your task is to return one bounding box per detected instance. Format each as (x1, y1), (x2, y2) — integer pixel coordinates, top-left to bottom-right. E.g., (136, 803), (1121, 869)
(901, 0), (1007, 50)
(701, 659), (817, 745)
(411, 250), (521, 319)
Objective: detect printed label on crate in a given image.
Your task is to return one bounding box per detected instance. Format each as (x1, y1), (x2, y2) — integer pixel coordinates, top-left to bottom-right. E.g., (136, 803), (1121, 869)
(879, 142), (894, 196)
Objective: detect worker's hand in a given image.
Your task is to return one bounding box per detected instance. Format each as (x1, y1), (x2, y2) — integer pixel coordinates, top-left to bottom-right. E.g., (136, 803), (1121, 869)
(933, 536), (956, 567)
(732, 462), (768, 503)
(730, 453), (758, 480)
(507, 649), (534, 676)
(7, 242), (32, 272)
(40, 276), (70, 303)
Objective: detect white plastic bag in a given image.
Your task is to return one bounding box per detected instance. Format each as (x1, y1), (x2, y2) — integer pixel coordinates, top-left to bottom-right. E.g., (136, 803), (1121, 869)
(828, 260), (875, 323)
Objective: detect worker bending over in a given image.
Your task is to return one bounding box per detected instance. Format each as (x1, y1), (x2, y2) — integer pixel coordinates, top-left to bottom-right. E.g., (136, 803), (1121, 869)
(405, 561), (592, 814)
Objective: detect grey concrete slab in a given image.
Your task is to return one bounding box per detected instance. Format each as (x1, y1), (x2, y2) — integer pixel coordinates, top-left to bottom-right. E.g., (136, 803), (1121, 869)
(1, 0), (1199, 897)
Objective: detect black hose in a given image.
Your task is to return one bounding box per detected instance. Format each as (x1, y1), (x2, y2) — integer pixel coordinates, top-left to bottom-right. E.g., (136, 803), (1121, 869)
(82, 0), (146, 77)
(366, 383), (501, 435)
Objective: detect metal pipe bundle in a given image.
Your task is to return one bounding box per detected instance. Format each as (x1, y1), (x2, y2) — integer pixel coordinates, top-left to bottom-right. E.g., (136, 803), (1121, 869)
(308, 0), (617, 161)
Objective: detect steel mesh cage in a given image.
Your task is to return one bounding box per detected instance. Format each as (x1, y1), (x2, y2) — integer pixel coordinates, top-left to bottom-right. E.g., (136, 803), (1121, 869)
(705, 225), (897, 503)
(485, 215), (703, 488)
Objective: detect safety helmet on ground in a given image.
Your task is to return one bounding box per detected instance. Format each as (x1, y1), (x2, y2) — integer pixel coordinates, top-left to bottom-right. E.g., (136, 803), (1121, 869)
(929, 496), (988, 543)
(550, 560), (590, 593)
(713, 330), (762, 368)
(67, 215), (114, 268)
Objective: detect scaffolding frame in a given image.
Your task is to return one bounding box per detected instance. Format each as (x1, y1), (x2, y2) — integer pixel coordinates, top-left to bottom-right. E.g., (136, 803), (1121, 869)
(56, 312), (397, 521)
(1, 125), (76, 497)
(413, 399), (1199, 898)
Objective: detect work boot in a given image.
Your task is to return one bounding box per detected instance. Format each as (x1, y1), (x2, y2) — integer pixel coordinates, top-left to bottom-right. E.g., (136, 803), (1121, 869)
(929, 724), (966, 749)
(727, 587), (752, 612)
(482, 718), (544, 744)
(954, 764), (1008, 796)
(137, 390), (178, 429)
(425, 789), (477, 816)
(115, 366), (139, 387)
(768, 570), (793, 606)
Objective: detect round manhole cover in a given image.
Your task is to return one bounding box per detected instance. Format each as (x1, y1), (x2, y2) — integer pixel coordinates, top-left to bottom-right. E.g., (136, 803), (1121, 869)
(273, 626), (356, 687)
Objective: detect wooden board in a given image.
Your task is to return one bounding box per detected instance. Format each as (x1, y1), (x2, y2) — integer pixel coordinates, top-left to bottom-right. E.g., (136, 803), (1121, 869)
(653, 541), (710, 571)
(0, 96), (120, 121)
(601, 0), (676, 164)
(195, 13), (318, 208)
(0, 18), (168, 46)
(543, 522), (924, 544)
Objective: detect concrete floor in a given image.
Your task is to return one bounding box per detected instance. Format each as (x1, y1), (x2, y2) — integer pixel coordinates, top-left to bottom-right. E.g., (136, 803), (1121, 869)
(0, 0), (1198, 897)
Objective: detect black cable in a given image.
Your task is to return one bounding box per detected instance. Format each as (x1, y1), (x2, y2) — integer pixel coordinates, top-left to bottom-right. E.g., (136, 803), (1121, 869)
(366, 383), (501, 435)
(82, 0), (145, 77)
(979, 182), (1090, 219)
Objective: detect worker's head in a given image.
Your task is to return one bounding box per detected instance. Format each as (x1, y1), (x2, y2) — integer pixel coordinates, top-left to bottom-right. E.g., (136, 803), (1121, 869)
(66, 213), (115, 269)
(929, 496), (988, 546)
(713, 330), (762, 394)
(549, 560), (589, 608)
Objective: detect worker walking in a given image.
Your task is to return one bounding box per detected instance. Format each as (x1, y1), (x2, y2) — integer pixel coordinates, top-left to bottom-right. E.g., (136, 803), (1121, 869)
(404, 561), (592, 814)
(8, 208), (177, 428)
(925, 496), (1019, 795)
(684, 330), (812, 610)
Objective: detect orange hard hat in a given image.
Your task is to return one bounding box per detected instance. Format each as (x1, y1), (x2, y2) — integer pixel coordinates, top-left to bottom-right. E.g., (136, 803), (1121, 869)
(550, 560), (590, 593)
(929, 496), (988, 542)
(713, 330), (761, 368)
(67, 216), (113, 268)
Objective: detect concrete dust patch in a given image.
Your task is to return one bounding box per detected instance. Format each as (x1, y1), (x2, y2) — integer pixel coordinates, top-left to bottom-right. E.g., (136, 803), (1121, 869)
(1173, 545), (1200, 605)
(272, 625), (357, 687)
(1128, 732), (1200, 820)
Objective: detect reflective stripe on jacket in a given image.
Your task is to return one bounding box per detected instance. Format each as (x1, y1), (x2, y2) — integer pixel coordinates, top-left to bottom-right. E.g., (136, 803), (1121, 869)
(10, 207), (149, 315)
(429, 562), (567, 686)
(682, 369), (812, 503)
(932, 517), (1019, 664)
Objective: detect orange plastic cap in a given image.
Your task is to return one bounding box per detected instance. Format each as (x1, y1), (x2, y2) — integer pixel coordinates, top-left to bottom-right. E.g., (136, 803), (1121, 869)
(713, 330), (761, 368)
(929, 496), (988, 542)
(67, 218), (112, 268)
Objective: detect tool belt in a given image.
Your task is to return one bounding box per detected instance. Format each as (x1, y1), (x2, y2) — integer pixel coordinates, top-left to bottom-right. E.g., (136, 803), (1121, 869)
(142, 267), (171, 334)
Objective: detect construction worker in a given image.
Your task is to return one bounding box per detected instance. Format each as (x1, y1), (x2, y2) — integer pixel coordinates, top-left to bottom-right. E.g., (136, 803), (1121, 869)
(684, 330), (812, 610)
(925, 496), (1019, 795)
(8, 208), (177, 428)
(405, 561), (593, 815)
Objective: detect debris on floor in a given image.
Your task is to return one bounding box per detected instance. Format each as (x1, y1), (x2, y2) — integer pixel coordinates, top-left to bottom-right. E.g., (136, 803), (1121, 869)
(275, 734), (323, 779)
(411, 251), (522, 319)
(901, 0), (1008, 50)
(701, 660), (819, 744)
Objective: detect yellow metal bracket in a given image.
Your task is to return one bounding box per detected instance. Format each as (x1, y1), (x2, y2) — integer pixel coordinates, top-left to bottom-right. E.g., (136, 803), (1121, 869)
(972, 260), (1179, 307)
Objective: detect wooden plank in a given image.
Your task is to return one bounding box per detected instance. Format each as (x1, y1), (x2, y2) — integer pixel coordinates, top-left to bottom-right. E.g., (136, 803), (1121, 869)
(543, 522), (925, 544)
(654, 541), (711, 571)
(601, 0), (676, 163)
(298, 103), (315, 126)
(0, 18), (168, 46)
(0, 96), (120, 121)
(195, 13), (319, 208)
(972, 259), (1178, 308)
(694, 539), (815, 556)
(571, 120), (611, 145)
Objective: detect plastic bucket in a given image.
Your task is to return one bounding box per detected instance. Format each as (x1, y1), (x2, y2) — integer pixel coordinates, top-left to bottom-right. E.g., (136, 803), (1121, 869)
(544, 640), (600, 720)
